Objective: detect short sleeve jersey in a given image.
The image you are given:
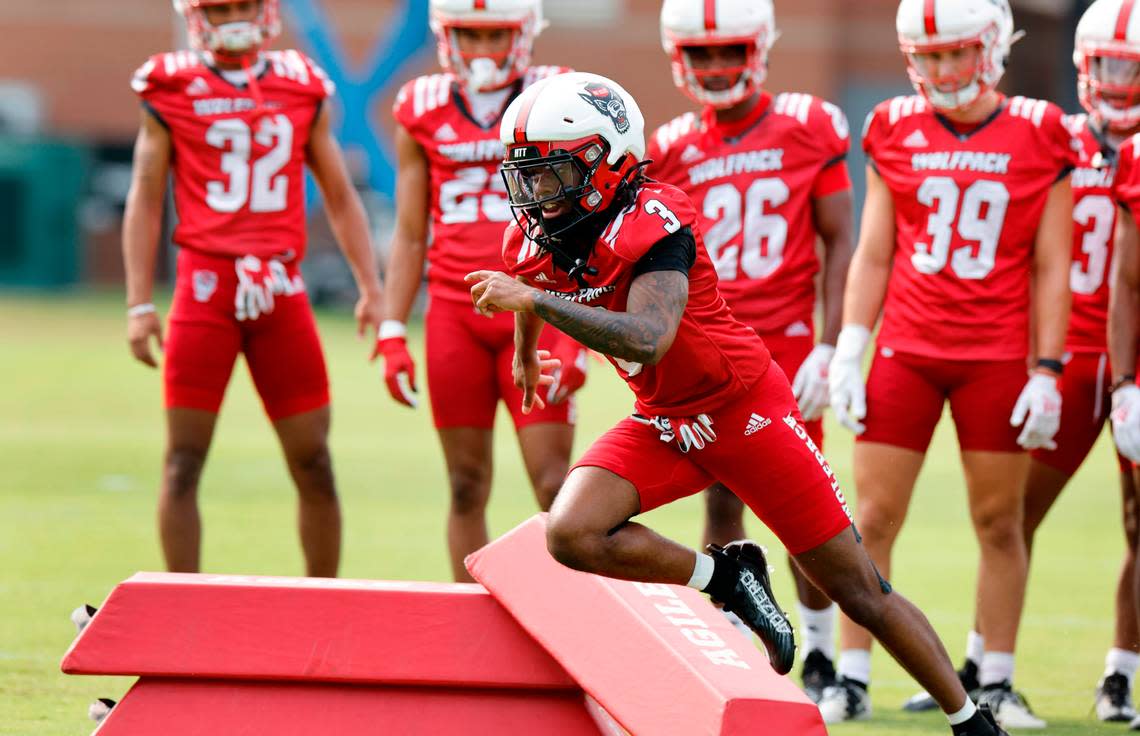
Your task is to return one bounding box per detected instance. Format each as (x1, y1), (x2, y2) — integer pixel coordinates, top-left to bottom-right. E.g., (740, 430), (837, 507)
(131, 50), (334, 260)
(864, 95), (1080, 360)
(393, 66), (569, 303)
(503, 181), (771, 417)
(646, 92), (851, 333)
(1064, 114), (1117, 354)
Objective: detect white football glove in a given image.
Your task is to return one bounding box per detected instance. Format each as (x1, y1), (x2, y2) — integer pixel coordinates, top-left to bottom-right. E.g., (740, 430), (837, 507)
(829, 325), (870, 435)
(792, 344), (835, 422)
(1009, 373), (1062, 450)
(1112, 384), (1140, 463)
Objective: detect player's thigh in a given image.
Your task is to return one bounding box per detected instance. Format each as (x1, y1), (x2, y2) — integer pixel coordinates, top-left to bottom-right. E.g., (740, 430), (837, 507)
(425, 298), (501, 430)
(271, 405), (332, 463)
(947, 358), (1027, 454)
(792, 526), (883, 603)
(851, 441), (926, 534)
(244, 293), (330, 421)
(960, 450), (1030, 529)
(859, 348), (945, 453)
(548, 465), (644, 542)
(498, 329), (575, 430)
(1030, 352), (1109, 477)
(572, 416), (712, 517)
(165, 407), (221, 456)
(761, 330), (823, 446)
(694, 364), (853, 555)
(164, 269), (241, 415)
(1123, 463), (1139, 548)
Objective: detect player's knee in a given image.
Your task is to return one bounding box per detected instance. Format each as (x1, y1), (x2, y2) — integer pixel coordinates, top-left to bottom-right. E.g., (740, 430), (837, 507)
(971, 506), (1023, 551)
(448, 466), (491, 516)
(830, 578), (888, 629)
(290, 444), (336, 500)
(854, 500), (904, 545)
(164, 445), (207, 496)
(545, 516), (600, 572)
(533, 471), (567, 512)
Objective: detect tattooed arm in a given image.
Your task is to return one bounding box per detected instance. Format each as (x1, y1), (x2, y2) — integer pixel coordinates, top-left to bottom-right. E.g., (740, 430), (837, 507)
(531, 270), (688, 365)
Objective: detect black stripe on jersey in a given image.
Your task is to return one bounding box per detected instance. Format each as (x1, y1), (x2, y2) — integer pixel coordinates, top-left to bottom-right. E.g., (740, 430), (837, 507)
(1055, 165), (1074, 184)
(632, 226), (697, 278)
(142, 101), (170, 130)
(821, 152), (847, 171)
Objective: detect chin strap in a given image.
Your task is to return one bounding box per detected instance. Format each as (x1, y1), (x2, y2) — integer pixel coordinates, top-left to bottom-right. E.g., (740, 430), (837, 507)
(240, 54), (268, 118)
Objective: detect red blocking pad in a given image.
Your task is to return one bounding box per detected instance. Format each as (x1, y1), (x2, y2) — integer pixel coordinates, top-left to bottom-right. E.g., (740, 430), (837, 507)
(93, 678), (603, 736)
(466, 515), (828, 736)
(63, 572), (574, 690)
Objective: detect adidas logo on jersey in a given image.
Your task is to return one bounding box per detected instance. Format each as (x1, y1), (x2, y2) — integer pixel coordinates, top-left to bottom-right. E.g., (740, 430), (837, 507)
(902, 129), (929, 149)
(744, 413), (771, 436)
(434, 123), (458, 142)
(680, 144), (704, 164)
(185, 77), (212, 96)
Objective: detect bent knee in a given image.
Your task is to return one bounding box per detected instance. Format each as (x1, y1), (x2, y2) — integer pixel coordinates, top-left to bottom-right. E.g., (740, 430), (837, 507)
(545, 517), (602, 572)
(830, 581), (889, 629)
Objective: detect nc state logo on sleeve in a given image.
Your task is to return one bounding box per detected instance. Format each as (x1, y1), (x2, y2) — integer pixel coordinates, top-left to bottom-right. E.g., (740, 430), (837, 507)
(579, 82), (630, 134)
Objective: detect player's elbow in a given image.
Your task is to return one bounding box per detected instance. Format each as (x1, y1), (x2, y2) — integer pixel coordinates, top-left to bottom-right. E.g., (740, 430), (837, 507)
(642, 335), (675, 366)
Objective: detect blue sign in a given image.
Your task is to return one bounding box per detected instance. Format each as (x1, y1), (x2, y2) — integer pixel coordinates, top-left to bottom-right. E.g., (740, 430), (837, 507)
(283, 0), (432, 198)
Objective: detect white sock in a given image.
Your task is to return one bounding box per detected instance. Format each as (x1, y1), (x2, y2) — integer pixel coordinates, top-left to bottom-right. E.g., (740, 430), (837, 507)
(797, 603), (836, 661)
(1105, 648), (1140, 686)
(947, 698), (977, 726)
(686, 552), (715, 590)
(837, 649), (872, 686)
(965, 630), (984, 665)
(979, 652), (1015, 687)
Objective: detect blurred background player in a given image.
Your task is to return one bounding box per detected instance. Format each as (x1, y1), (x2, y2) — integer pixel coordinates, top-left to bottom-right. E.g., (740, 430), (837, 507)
(906, 0), (1140, 724)
(123, 0), (384, 576)
(468, 70), (1008, 736)
(825, 0), (1075, 727)
(647, 0), (854, 702)
(379, 0), (585, 582)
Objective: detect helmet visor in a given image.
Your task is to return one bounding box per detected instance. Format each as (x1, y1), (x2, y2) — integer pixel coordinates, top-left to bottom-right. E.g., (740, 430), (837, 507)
(502, 155), (583, 209)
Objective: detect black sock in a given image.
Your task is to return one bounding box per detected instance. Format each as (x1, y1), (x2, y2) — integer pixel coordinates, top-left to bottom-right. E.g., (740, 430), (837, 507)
(701, 551), (738, 603)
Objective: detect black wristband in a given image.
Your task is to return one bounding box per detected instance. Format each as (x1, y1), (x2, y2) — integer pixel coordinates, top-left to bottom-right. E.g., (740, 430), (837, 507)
(1112, 374), (1137, 393)
(1035, 358), (1064, 376)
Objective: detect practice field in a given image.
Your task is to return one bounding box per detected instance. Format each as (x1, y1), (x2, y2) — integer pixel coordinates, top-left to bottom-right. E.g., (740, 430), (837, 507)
(0, 291), (1129, 735)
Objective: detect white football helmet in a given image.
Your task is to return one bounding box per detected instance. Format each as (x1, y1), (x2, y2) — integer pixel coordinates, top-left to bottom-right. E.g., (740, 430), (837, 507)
(430, 0), (545, 93)
(1075, 0), (1140, 133)
(896, 0), (1016, 111)
(499, 73), (645, 275)
(660, 0), (775, 109)
(173, 0), (280, 61)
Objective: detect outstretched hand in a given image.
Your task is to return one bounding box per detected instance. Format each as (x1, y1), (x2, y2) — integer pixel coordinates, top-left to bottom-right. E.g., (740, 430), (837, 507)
(514, 348), (561, 415)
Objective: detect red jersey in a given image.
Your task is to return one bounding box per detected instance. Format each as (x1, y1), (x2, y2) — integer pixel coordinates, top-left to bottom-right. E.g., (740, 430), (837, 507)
(131, 50), (334, 261)
(503, 181), (771, 417)
(646, 92), (851, 334)
(864, 95), (1079, 360)
(394, 66), (568, 303)
(1064, 114), (1117, 354)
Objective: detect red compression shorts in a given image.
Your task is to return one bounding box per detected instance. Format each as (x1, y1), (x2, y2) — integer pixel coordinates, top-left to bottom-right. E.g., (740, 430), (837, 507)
(1031, 351), (1130, 475)
(424, 297), (574, 431)
(757, 328), (823, 448)
(858, 347), (1027, 453)
(573, 364), (853, 555)
(164, 249), (329, 421)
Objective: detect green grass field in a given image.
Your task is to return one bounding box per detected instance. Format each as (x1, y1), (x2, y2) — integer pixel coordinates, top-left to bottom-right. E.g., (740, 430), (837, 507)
(0, 290), (1130, 735)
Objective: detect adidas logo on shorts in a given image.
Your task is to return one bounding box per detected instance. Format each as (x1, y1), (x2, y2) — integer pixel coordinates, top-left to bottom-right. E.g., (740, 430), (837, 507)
(744, 413), (771, 436)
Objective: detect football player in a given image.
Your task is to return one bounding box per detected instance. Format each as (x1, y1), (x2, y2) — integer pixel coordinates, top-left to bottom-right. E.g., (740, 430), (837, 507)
(468, 70), (1009, 736)
(825, 0), (1076, 727)
(123, 0), (384, 575)
(379, 0), (585, 582)
(906, 0), (1140, 724)
(647, 0), (854, 701)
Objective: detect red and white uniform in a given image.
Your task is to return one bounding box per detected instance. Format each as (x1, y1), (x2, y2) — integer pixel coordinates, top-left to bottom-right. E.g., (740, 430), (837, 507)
(505, 182), (852, 554)
(132, 50), (334, 419)
(861, 95), (1079, 452)
(646, 92), (850, 444)
(393, 67), (576, 429)
(1032, 115), (1124, 475)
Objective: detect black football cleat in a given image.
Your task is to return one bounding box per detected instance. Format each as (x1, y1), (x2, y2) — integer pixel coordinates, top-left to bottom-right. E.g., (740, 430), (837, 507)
(801, 649), (837, 704)
(952, 704), (1009, 736)
(706, 541), (796, 675)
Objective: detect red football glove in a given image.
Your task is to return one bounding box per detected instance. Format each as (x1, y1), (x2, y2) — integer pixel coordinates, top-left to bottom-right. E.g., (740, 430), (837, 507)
(547, 336), (589, 405)
(372, 335), (418, 408)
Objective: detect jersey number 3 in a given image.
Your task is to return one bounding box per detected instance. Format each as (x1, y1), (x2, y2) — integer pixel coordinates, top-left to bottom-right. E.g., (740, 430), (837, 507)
(205, 115), (293, 214)
(914, 177), (1009, 280)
